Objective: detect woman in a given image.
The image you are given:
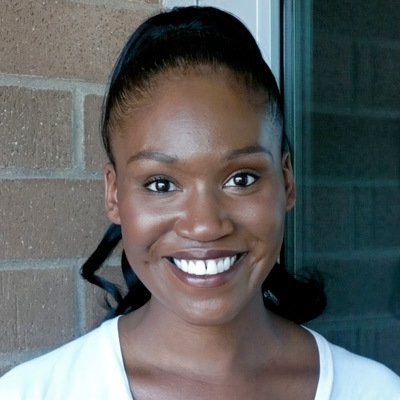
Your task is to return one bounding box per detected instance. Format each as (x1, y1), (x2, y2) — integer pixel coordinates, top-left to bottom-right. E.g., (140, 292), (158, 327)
(1, 6), (399, 399)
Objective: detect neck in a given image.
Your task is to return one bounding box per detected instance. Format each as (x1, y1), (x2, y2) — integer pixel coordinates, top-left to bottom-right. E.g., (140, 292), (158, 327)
(120, 293), (287, 376)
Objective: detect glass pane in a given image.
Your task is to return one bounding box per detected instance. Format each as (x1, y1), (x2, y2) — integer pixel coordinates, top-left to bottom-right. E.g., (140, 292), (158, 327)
(284, 0), (400, 373)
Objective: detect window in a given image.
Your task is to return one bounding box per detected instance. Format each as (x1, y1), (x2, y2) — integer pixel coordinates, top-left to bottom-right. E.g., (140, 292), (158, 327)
(283, 0), (400, 374)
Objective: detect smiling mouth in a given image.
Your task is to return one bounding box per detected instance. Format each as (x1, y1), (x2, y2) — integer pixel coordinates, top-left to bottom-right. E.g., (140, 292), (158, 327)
(168, 254), (243, 276)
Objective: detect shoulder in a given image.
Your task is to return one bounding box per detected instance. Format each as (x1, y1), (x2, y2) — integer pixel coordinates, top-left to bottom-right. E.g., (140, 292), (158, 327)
(329, 342), (400, 399)
(308, 328), (400, 400)
(0, 317), (130, 400)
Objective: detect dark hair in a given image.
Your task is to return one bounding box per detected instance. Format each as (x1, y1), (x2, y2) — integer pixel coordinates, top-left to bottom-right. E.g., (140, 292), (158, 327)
(81, 6), (326, 324)
(102, 6), (286, 165)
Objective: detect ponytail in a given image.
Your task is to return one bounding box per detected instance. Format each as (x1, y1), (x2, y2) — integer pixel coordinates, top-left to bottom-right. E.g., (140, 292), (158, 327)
(80, 224), (150, 320)
(262, 262), (326, 324)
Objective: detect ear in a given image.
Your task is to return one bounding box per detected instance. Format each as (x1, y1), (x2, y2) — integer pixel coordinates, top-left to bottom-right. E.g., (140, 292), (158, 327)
(104, 163), (121, 224)
(282, 152), (296, 211)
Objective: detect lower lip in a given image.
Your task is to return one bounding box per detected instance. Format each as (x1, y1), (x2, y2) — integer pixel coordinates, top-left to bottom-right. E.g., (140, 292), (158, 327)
(167, 255), (245, 289)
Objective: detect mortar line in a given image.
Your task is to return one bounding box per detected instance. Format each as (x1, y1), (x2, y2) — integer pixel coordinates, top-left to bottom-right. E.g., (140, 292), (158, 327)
(0, 73), (106, 96)
(0, 259), (86, 271)
(74, 259), (87, 337)
(0, 168), (103, 180)
(72, 88), (86, 172)
(0, 256), (121, 271)
(65, 0), (162, 13)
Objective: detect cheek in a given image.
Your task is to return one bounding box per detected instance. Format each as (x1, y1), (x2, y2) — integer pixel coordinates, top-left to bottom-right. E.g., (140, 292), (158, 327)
(118, 194), (173, 263)
(233, 184), (287, 247)
(241, 194), (285, 223)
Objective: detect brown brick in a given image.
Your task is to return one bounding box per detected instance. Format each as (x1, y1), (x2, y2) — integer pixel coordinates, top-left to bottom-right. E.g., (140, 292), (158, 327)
(0, 267), (75, 352)
(0, 87), (73, 169)
(84, 94), (108, 172)
(0, 179), (110, 260)
(85, 263), (125, 331)
(0, 1), (159, 82)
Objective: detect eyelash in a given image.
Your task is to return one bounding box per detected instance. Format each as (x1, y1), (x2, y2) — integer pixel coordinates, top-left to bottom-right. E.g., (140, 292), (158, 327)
(223, 171), (260, 188)
(144, 176), (178, 193)
(144, 171), (260, 193)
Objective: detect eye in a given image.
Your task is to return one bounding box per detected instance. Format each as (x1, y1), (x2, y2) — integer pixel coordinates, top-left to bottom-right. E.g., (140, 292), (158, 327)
(224, 172), (259, 188)
(145, 177), (177, 193)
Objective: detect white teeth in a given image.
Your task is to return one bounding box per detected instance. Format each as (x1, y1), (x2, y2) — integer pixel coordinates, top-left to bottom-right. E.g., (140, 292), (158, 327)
(217, 260), (224, 273)
(223, 257), (230, 271)
(206, 260), (217, 275)
(172, 255), (239, 276)
(188, 260), (196, 274)
(195, 260), (206, 275)
(181, 259), (188, 273)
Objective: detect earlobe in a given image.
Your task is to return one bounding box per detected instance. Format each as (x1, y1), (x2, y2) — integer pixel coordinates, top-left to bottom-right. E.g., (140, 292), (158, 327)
(104, 163), (121, 224)
(282, 153), (296, 211)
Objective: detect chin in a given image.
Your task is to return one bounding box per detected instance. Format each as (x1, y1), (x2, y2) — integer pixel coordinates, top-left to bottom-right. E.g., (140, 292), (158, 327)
(168, 294), (258, 328)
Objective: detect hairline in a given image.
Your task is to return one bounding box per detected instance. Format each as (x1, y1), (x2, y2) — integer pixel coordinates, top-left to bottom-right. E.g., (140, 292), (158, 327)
(106, 63), (284, 164)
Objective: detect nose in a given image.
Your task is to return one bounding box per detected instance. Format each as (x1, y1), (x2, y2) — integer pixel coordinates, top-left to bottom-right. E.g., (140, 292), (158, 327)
(174, 187), (234, 242)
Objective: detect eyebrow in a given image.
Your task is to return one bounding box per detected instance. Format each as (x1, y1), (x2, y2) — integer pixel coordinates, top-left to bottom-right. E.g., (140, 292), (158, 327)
(127, 151), (178, 166)
(224, 145), (273, 161)
(126, 145), (273, 166)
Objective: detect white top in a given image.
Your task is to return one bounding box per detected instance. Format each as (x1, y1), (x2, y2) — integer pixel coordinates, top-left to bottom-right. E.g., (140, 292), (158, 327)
(308, 328), (400, 400)
(0, 317), (399, 399)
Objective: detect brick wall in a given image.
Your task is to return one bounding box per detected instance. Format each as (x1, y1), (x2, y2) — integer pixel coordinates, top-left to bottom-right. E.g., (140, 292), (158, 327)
(303, 1), (400, 374)
(0, 0), (161, 376)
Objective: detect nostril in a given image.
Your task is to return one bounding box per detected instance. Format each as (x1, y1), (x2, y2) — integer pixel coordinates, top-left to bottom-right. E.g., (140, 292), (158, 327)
(174, 214), (234, 242)
(173, 191), (235, 241)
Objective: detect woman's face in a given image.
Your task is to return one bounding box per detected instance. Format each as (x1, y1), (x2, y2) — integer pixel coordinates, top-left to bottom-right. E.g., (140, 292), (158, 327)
(105, 73), (295, 326)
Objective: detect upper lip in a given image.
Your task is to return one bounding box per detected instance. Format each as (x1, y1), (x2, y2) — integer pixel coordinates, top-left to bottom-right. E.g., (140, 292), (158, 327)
(166, 249), (245, 260)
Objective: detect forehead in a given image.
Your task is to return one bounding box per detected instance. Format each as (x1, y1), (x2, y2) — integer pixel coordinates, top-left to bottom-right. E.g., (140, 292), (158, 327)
(113, 73), (281, 163)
